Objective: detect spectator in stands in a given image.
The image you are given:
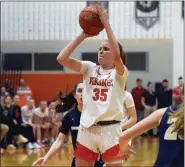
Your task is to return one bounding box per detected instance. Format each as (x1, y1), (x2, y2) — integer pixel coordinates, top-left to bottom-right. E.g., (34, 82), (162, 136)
(173, 77), (184, 105)
(0, 124), (9, 153)
(157, 79), (172, 109)
(16, 78), (32, 107)
(21, 99), (39, 139)
(3, 77), (14, 97)
(141, 82), (158, 136)
(13, 95), (41, 149)
(0, 95), (28, 150)
(45, 102), (59, 145)
(32, 100), (49, 147)
(131, 78), (146, 122)
(0, 86), (8, 106)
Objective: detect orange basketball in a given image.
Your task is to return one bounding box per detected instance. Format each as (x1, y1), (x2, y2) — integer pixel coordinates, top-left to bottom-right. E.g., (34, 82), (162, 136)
(79, 5), (104, 35)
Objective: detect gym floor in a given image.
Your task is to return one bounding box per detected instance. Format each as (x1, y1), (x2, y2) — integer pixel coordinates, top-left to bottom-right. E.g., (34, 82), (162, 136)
(1, 136), (159, 166)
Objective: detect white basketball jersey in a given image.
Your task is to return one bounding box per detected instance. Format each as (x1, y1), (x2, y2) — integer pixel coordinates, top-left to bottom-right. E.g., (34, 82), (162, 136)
(122, 91), (135, 123)
(80, 61), (129, 128)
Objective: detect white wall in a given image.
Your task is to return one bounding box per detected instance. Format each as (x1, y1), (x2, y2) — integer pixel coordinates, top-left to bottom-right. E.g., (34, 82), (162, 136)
(172, 2), (184, 87)
(1, 1), (173, 40)
(1, 39), (173, 90)
(1, 1), (183, 87)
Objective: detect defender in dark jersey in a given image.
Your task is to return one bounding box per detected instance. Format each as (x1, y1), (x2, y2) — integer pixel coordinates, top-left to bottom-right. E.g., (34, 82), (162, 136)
(119, 88), (184, 167)
(32, 82), (104, 167)
(154, 104), (184, 167)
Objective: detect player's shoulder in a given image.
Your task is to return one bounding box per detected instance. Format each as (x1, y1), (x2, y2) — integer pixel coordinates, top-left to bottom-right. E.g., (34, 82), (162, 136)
(114, 65), (129, 76)
(159, 105), (180, 122)
(167, 104), (181, 113)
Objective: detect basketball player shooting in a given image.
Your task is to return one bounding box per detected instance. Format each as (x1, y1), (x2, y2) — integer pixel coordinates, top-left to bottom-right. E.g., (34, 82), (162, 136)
(56, 5), (135, 166)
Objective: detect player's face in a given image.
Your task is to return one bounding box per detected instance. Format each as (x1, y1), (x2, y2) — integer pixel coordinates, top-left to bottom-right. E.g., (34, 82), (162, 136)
(74, 83), (84, 105)
(98, 41), (114, 66)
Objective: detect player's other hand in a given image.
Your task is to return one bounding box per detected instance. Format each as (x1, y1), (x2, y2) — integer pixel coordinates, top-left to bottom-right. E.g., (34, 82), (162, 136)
(117, 147), (136, 161)
(32, 156), (48, 166)
(118, 138), (136, 161)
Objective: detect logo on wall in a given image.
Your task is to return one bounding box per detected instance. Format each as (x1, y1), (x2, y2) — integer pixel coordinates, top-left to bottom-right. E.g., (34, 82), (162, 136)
(135, 1), (160, 30)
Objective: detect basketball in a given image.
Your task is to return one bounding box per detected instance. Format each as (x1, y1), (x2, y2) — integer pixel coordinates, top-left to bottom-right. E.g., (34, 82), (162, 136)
(79, 5), (104, 35)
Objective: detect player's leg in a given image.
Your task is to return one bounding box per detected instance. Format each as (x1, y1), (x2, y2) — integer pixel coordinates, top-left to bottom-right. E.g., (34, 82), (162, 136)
(74, 125), (99, 166)
(100, 123), (124, 167)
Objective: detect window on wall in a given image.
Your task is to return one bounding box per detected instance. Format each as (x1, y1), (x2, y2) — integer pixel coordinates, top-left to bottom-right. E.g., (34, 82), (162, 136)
(34, 53), (63, 71)
(82, 52), (148, 71)
(3, 53), (32, 70)
(82, 53), (98, 64)
(126, 52), (148, 71)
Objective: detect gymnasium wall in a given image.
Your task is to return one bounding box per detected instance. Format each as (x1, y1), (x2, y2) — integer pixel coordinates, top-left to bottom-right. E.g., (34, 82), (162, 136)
(1, 1), (182, 103)
(0, 72), (82, 105)
(22, 73), (82, 105)
(1, 2), (173, 41)
(1, 39), (173, 92)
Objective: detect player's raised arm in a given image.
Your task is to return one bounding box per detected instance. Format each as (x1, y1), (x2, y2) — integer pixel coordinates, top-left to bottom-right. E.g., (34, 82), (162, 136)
(97, 5), (126, 76)
(56, 32), (94, 72)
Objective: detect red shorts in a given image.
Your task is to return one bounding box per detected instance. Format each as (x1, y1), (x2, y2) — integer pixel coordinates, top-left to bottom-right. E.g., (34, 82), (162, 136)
(74, 123), (122, 163)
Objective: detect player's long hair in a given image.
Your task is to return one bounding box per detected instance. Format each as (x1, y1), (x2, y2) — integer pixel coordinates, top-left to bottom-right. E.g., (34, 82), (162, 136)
(104, 40), (127, 67)
(170, 84), (184, 138)
(118, 42), (127, 67)
(72, 81), (83, 107)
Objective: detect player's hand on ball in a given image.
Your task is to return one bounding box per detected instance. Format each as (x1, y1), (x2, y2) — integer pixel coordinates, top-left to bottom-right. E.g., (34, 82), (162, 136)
(32, 157), (48, 166)
(96, 5), (108, 23)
